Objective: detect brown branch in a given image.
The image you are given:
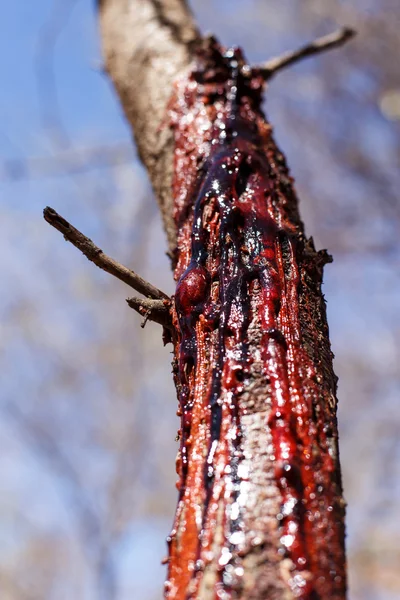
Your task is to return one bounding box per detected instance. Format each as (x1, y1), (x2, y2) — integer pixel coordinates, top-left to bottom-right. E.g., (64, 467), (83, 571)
(126, 296), (172, 329)
(260, 27), (355, 79)
(43, 207), (168, 301)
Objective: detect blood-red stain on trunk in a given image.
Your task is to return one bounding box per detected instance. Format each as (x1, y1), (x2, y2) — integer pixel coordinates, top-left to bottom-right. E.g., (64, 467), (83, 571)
(166, 39), (346, 600)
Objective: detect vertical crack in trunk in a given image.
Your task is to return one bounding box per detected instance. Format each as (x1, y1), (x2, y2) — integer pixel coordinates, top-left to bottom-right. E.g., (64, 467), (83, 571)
(166, 39), (346, 600)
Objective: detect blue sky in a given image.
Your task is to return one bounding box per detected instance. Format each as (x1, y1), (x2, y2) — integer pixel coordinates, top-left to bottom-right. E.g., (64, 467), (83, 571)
(1, 1), (400, 599)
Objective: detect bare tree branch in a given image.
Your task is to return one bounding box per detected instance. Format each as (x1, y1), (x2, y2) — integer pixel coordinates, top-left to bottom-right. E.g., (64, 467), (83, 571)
(126, 296), (172, 329)
(43, 207), (168, 300)
(260, 27), (356, 79)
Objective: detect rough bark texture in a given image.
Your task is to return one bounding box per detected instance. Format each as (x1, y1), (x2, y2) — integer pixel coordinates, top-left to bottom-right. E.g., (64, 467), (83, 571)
(98, 2), (346, 599)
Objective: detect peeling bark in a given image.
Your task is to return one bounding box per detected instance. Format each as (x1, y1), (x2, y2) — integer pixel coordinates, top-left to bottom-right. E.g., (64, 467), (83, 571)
(98, 2), (347, 599)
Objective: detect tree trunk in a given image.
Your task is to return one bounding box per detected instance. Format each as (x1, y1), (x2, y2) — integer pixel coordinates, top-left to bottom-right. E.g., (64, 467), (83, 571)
(98, 2), (347, 598)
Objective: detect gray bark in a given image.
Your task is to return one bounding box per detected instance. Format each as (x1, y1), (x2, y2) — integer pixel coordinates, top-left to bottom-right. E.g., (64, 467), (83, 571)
(98, 0), (199, 253)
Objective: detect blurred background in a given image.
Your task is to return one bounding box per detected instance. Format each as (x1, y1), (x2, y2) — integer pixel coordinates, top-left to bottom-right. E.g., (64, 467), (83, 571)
(1, 1), (399, 598)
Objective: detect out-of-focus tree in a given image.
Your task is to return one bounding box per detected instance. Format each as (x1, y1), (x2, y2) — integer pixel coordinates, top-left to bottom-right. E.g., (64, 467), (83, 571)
(0, 1), (399, 599)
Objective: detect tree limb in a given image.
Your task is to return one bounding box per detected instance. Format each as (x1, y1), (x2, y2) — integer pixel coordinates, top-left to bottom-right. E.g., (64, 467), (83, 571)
(43, 206), (168, 301)
(260, 27), (356, 79)
(126, 296), (172, 329)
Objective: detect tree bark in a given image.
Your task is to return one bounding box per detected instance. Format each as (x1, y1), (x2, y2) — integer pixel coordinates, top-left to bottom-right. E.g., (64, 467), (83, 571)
(98, 0), (199, 253)
(98, 2), (347, 599)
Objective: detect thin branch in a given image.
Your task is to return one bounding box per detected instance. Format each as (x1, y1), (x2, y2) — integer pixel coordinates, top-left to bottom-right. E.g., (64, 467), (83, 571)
(43, 207), (169, 300)
(259, 27), (356, 79)
(126, 297), (172, 329)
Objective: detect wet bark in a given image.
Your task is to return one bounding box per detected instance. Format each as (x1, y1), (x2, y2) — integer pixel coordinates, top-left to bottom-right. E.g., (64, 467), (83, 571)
(98, 2), (347, 599)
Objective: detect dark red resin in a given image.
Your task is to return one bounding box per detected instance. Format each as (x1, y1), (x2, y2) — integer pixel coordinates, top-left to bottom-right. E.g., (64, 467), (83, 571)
(166, 39), (345, 600)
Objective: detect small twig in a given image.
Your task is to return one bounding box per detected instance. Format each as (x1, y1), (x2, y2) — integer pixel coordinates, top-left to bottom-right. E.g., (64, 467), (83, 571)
(126, 297), (172, 330)
(43, 206), (169, 300)
(259, 27), (355, 80)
